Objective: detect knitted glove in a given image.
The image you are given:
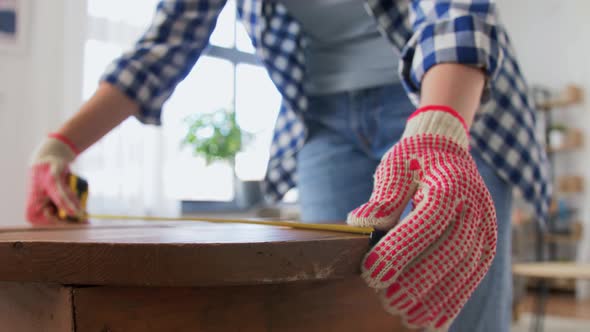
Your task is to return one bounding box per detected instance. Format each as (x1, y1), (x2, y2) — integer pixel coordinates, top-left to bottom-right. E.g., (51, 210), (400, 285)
(26, 134), (83, 224)
(347, 106), (497, 331)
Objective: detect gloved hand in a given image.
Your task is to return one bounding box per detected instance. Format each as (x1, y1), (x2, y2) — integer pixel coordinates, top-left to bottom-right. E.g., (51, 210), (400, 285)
(347, 106), (497, 331)
(26, 133), (84, 224)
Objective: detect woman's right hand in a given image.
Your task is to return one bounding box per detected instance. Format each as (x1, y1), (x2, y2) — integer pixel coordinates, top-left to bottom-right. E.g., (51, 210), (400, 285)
(26, 134), (84, 224)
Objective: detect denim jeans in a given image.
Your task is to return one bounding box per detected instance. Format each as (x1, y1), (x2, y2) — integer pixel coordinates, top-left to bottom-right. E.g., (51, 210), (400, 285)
(297, 83), (512, 332)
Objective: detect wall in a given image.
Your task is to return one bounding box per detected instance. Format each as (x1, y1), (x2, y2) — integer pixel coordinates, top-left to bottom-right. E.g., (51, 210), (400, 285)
(0, 0), (84, 225)
(496, 0), (590, 298)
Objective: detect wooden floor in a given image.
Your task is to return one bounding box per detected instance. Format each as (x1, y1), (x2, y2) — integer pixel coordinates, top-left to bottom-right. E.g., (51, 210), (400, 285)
(518, 293), (590, 320)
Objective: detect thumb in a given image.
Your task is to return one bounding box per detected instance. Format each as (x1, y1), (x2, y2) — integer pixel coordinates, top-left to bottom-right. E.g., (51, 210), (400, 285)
(347, 182), (418, 230)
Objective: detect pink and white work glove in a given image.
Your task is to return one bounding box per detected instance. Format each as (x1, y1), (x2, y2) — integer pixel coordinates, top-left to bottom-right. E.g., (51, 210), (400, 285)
(26, 134), (84, 224)
(347, 106), (497, 331)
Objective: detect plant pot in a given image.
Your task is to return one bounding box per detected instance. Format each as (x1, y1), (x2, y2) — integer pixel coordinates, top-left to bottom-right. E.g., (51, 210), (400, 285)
(234, 179), (263, 209)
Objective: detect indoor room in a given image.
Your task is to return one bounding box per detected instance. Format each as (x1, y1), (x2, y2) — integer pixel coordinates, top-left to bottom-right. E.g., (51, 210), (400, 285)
(0, 0), (588, 331)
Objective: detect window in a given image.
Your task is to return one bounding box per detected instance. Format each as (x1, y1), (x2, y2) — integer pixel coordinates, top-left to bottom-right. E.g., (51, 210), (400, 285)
(81, 0), (281, 210)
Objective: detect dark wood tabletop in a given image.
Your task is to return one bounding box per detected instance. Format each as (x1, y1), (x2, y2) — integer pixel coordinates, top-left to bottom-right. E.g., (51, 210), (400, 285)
(0, 220), (370, 287)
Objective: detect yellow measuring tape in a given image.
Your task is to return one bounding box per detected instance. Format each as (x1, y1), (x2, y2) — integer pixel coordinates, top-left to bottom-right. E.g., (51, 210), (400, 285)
(61, 174), (374, 235)
(88, 213), (374, 235)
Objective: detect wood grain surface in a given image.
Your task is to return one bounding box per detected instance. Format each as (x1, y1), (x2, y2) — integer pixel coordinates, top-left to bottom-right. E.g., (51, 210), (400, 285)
(73, 278), (411, 332)
(0, 220), (370, 287)
(0, 222), (411, 331)
(0, 282), (73, 331)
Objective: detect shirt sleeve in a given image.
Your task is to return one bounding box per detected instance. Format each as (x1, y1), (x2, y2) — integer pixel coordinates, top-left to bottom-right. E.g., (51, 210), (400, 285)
(101, 0), (227, 125)
(400, 0), (504, 98)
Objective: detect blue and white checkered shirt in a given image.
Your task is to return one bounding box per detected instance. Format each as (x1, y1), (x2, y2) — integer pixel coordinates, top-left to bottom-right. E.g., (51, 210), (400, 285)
(102, 0), (551, 224)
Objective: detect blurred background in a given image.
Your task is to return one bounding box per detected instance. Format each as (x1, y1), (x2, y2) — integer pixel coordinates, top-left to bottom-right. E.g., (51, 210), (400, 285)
(0, 0), (589, 330)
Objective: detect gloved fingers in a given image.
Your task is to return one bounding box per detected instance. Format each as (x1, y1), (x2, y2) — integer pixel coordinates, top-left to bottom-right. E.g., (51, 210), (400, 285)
(42, 205), (69, 224)
(420, 194), (497, 330)
(27, 199), (65, 225)
(26, 167), (53, 224)
(347, 157), (417, 230)
(360, 188), (455, 289)
(406, 201), (475, 293)
(26, 199), (52, 225)
(347, 191), (415, 230)
(479, 192), (498, 251)
(412, 186), (426, 209)
(404, 229), (485, 328)
(381, 200), (477, 319)
(44, 165), (82, 218)
(426, 235), (496, 331)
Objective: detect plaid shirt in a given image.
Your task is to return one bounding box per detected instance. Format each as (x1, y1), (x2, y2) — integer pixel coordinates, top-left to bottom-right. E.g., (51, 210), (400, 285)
(102, 0), (551, 224)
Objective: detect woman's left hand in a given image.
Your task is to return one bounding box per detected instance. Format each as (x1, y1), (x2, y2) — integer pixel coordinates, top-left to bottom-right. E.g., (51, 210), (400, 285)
(347, 106), (497, 331)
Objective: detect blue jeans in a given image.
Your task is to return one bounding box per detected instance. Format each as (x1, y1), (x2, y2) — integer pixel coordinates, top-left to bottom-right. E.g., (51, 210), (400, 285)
(297, 83), (513, 332)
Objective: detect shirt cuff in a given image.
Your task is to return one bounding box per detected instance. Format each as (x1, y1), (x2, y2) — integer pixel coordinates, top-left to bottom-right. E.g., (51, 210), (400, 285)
(399, 15), (504, 104)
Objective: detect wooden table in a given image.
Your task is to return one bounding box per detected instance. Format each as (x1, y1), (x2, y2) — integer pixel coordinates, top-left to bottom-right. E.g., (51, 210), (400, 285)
(0, 220), (408, 331)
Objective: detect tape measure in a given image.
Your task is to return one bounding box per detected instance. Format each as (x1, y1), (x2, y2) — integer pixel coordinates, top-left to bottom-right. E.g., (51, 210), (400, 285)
(59, 174), (384, 240)
(58, 174), (89, 221)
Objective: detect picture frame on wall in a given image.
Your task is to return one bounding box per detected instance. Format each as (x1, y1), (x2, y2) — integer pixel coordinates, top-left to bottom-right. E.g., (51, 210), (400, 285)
(0, 0), (29, 53)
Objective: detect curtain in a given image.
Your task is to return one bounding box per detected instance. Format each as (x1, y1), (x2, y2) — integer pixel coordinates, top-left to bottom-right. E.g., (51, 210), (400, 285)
(74, 0), (179, 217)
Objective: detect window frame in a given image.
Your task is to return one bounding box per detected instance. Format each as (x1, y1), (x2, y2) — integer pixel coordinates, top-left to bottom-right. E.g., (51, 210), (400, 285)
(84, 1), (270, 212)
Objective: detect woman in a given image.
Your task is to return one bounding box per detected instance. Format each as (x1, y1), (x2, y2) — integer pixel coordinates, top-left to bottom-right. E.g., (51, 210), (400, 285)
(26, 1), (550, 331)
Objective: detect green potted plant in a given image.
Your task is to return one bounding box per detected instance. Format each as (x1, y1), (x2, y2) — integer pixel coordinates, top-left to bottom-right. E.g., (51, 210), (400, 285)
(182, 108), (261, 208)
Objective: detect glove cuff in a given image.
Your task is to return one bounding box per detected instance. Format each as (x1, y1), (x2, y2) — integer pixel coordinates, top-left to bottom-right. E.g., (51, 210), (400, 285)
(48, 133), (80, 155)
(32, 134), (78, 165)
(402, 105), (470, 149)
